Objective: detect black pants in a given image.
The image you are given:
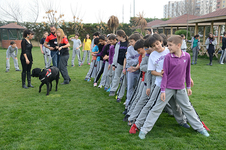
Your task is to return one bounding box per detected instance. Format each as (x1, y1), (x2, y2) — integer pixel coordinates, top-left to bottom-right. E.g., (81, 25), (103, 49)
(59, 55), (70, 82)
(208, 44), (215, 63)
(20, 57), (32, 74)
(94, 62), (105, 83)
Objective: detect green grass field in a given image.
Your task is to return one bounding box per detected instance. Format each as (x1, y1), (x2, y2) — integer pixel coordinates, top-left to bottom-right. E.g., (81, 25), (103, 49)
(0, 47), (226, 149)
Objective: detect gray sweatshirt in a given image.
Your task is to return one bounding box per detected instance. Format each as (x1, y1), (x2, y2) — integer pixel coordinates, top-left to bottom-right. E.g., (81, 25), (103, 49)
(126, 45), (140, 68)
(6, 45), (18, 58)
(140, 53), (153, 89)
(112, 42), (121, 67)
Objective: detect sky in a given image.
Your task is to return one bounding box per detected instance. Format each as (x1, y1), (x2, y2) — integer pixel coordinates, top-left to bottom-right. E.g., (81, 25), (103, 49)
(0, 0), (181, 23)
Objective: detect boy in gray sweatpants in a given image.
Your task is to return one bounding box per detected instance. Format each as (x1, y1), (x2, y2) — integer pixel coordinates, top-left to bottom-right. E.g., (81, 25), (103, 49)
(138, 35), (209, 139)
(70, 33), (82, 66)
(127, 46), (153, 125)
(6, 41), (20, 72)
(130, 34), (188, 135)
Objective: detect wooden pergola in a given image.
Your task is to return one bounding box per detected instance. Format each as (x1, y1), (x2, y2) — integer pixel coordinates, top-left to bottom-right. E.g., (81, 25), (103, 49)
(189, 8), (226, 58)
(0, 23), (26, 49)
(152, 14), (198, 35)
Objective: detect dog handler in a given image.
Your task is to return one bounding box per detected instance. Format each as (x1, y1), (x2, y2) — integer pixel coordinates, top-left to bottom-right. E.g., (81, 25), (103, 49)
(56, 28), (71, 84)
(20, 29), (34, 89)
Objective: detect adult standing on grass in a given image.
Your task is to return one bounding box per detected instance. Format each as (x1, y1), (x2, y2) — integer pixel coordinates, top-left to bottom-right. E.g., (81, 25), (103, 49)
(190, 35), (200, 65)
(220, 32), (226, 64)
(40, 31), (51, 68)
(20, 29), (34, 89)
(82, 34), (92, 65)
(205, 33), (217, 66)
(44, 25), (59, 68)
(56, 28), (71, 84)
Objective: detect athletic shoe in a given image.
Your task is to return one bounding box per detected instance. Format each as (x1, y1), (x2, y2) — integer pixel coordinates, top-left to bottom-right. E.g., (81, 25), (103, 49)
(106, 88), (111, 92)
(5, 69), (9, 72)
(109, 91), (115, 96)
(94, 83), (97, 87)
(138, 131), (146, 139)
(81, 63), (83, 66)
(123, 101), (126, 105)
(180, 123), (190, 129)
(123, 114), (130, 122)
(220, 63), (224, 64)
(71, 65), (75, 67)
(79, 64), (81, 67)
(198, 129), (210, 137)
(104, 87), (108, 91)
(88, 63), (90, 65)
(191, 63), (194, 65)
(16, 69), (21, 71)
(98, 85), (103, 88)
(87, 79), (91, 82)
(116, 98), (121, 103)
(122, 109), (127, 115)
(129, 124), (138, 134)
(195, 62), (197, 64)
(128, 120), (135, 126)
(84, 78), (88, 81)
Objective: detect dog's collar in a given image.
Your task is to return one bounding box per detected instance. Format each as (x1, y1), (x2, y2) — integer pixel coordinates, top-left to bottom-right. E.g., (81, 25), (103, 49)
(40, 69), (52, 81)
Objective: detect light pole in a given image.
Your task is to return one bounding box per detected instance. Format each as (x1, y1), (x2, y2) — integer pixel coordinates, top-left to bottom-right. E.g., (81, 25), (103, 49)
(133, 0), (135, 17)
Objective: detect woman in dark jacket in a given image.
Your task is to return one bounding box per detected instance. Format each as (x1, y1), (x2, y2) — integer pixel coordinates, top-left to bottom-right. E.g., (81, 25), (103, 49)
(20, 29), (34, 88)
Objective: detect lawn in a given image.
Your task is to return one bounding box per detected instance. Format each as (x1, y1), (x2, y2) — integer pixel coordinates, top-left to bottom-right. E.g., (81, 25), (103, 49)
(0, 47), (226, 150)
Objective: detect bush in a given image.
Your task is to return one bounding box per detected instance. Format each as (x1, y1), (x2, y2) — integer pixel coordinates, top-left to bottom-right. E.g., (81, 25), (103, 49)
(175, 30), (191, 40)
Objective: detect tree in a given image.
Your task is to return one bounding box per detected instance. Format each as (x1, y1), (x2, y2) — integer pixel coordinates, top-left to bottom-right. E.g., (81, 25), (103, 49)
(107, 15), (119, 34)
(70, 2), (84, 34)
(131, 12), (147, 35)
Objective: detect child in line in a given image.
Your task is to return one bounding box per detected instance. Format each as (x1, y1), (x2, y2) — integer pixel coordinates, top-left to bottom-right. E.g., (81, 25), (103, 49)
(127, 38), (154, 125)
(121, 34), (141, 105)
(93, 36), (108, 87)
(84, 38), (99, 81)
(138, 35), (210, 139)
(40, 31), (51, 68)
(6, 41), (21, 72)
(70, 33), (82, 67)
(181, 34), (187, 52)
(130, 34), (189, 135)
(106, 35), (117, 92)
(109, 30), (128, 97)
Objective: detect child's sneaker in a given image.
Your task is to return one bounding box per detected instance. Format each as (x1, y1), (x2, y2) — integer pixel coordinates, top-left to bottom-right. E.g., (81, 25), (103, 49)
(98, 85), (103, 88)
(84, 78), (88, 81)
(94, 83), (97, 87)
(87, 78), (91, 82)
(16, 69), (21, 71)
(129, 124), (138, 134)
(71, 65), (75, 67)
(5, 69), (9, 72)
(104, 87), (108, 91)
(123, 114), (130, 122)
(180, 123), (190, 129)
(123, 101), (126, 105)
(138, 131), (146, 139)
(122, 109), (127, 115)
(106, 88), (111, 92)
(109, 91), (115, 96)
(116, 98), (121, 103)
(81, 63), (83, 66)
(198, 129), (210, 137)
(88, 63), (90, 65)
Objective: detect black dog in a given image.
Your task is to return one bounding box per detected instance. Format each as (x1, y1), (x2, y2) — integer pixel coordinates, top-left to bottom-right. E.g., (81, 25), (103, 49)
(31, 66), (59, 95)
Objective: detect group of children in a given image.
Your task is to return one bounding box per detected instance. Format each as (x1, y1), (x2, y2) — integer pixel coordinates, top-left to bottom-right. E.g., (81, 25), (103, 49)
(84, 30), (210, 139)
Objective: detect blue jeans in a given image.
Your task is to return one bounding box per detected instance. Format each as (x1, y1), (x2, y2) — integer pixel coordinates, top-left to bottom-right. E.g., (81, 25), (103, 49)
(51, 51), (60, 68)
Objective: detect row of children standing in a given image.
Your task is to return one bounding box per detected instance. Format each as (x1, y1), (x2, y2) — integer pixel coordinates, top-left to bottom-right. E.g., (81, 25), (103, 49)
(84, 30), (210, 139)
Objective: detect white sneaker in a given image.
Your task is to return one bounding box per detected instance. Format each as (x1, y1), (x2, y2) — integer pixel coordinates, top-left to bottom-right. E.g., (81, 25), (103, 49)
(98, 85), (103, 88)
(94, 83), (97, 87)
(220, 63), (224, 64)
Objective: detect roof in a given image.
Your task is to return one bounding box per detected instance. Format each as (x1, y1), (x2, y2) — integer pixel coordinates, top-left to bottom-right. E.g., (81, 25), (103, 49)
(189, 7), (226, 23)
(0, 23), (26, 29)
(152, 14), (197, 28)
(146, 20), (166, 28)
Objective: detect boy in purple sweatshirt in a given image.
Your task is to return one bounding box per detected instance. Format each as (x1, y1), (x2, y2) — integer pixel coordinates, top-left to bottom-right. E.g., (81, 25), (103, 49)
(138, 35), (209, 139)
